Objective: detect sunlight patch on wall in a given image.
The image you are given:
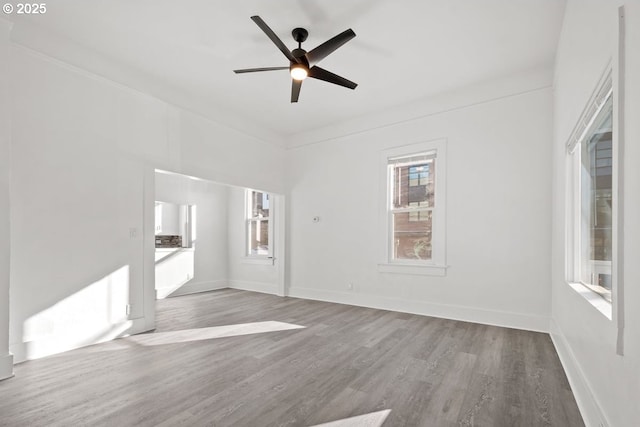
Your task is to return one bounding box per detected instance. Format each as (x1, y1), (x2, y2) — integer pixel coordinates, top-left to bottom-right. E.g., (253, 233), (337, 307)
(155, 249), (195, 299)
(128, 321), (305, 346)
(22, 265), (131, 360)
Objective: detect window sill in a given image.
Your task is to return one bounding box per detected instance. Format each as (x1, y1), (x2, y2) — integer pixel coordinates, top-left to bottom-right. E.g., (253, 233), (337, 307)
(567, 282), (612, 320)
(378, 263), (447, 276)
(241, 257), (274, 266)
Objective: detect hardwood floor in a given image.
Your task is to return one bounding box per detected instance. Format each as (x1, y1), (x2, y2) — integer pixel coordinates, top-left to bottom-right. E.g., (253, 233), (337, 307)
(0, 289), (583, 426)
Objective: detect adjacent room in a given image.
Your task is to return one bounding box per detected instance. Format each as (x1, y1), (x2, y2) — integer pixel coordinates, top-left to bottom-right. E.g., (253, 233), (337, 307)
(0, 1), (638, 426)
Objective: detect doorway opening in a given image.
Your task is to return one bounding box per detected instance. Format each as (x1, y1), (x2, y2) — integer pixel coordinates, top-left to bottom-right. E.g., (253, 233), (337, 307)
(152, 169), (286, 302)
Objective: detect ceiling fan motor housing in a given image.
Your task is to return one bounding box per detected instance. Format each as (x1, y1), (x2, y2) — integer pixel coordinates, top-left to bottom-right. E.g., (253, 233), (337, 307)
(292, 27), (308, 43)
(291, 48), (309, 63)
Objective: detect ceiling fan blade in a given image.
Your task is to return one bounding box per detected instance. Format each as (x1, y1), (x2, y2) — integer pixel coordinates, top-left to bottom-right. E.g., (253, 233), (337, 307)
(234, 67), (289, 74)
(308, 66), (357, 90)
(251, 16), (299, 63)
(291, 79), (302, 103)
(305, 29), (356, 66)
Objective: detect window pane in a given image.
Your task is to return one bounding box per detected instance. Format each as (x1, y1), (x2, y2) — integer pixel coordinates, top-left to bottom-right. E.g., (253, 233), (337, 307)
(249, 219), (270, 256)
(251, 191), (270, 218)
(579, 96), (612, 302)
(392, 160), (435, 209)
(392, 211), (432, 260)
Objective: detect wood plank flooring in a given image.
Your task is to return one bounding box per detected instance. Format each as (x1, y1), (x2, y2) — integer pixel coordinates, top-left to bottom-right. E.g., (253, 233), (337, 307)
(0, 289), (584, 426)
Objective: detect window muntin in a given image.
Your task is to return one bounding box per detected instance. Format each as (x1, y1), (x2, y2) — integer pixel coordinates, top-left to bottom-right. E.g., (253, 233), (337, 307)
(575, 94), (613, 302)
(388, 153), (437, 262)
(246, 190), (272, 257)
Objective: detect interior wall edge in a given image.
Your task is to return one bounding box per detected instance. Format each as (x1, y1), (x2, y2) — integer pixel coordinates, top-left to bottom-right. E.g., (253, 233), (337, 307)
(0, 353), (13, 381)
(0, 16), (13, 381)
(549, 318), (610, 427)
(288, 287), (550, 333)
(143, 167), (157, 333)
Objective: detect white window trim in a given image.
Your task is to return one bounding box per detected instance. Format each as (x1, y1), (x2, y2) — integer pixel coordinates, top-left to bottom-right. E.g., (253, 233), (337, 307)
(244, 189), (274, 261)
(565, 65), (615, 320)
(378, 139), (447, 276)
(565, 8), (626, 357)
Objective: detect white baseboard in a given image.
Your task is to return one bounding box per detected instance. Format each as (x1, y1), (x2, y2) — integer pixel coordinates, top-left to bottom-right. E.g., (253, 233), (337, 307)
(166, 280), (228, 298)
(228, 280), (278, 295)
(0, 352), (13, 380)
(10, 317), (151, 363)
(288, 287), (550, 333)
(549, 319), (609, 427)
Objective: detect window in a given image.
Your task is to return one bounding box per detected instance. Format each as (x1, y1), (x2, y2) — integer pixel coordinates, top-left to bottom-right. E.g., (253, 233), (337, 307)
(390, 154), (435, 260)
(567, 72), (614, 305)
(380, 140), (446, 274)
(154, 201), (195, 248)
(246, 190), (272, 257)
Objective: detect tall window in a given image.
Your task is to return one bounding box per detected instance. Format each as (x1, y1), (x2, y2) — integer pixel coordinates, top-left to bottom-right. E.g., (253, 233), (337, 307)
(381, 139), (446, 272)
(568, 74), (614, 303)
(246, 190), (272, 257)
(389, 154), (436, 260)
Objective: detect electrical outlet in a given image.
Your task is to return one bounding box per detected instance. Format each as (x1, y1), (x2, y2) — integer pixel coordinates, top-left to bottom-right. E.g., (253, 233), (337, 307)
(129, 228), (137, 238)
(347, 282), (354, 291)
(125, 304), (131, 316)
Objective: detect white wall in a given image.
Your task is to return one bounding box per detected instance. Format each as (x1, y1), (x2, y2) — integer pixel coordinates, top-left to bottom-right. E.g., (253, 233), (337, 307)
(155, 172), (229, 297)
(7, 42), (285, 362)
(287, 83), (553, 331)
(551, 2), (640, 426)
(0, 19), (13, 380)
(176, 112), (285, 194)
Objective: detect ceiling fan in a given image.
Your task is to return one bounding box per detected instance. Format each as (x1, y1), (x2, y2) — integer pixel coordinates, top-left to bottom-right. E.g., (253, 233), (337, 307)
(234, 16), (358, 103)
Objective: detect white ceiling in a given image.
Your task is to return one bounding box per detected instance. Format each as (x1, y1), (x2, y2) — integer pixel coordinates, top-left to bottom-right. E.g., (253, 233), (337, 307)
(6, 0), (566, 143)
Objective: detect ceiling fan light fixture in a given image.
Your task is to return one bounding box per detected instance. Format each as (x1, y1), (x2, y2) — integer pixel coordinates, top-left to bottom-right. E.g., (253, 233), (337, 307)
(235, 16), (357, 102)
(290, 64), (308, 81)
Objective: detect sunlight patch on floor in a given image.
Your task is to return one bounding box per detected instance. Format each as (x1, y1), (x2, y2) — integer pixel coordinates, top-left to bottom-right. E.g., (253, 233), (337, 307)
(128, 321), (305, 346)
(310, 410), (392, 427)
